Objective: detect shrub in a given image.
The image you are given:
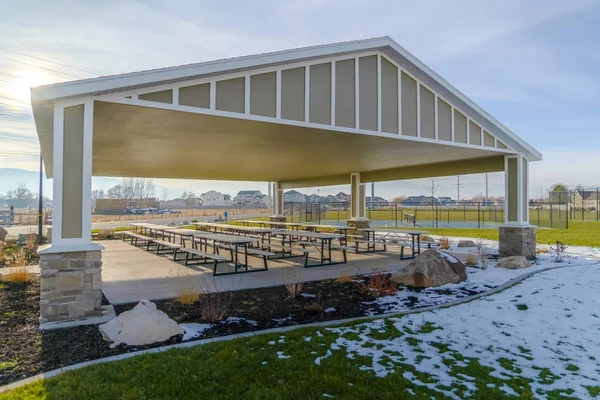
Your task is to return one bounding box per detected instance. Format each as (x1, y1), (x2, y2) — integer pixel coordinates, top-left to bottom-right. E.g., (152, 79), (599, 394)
(2, 265), (31, 283)
(96, 229), (114, 240)
(360, 271), (397, 298)
(5, 248), (28, 268)
(25, 234), (37, 251)
(465, 254), (478, 267)
(334, 275), (353, 284)
(283, 266), (304, 298)
(549, 241), (567, 263)
(475, 237), (489, 269)
(439, 237), (451, 250)
(177, 286), (201, 304)
(198, 275), (238, 322)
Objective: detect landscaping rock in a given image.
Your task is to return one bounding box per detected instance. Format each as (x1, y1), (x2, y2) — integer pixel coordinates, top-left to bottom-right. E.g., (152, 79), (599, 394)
(457, 240), (477, 248)
(391, 249), (467, 288)
(496, 256), (530, 269)
(420, 235), (435, 243)
(0, 227), (7, 241)
(99, 299), (183, 347)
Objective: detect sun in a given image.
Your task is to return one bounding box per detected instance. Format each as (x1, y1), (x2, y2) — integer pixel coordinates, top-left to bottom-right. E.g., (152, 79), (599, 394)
(5, 70), (54, 103)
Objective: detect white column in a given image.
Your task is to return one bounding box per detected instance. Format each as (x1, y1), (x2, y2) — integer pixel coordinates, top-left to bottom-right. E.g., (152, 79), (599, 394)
(272, 182), (284, 216)
(504, 154), (528, 225)
(350, 173), (367, 220)
(47, 101), (97, 251)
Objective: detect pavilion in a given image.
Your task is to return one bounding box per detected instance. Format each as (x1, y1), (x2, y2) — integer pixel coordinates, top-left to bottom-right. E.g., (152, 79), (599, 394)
(31, 37), (541, 325)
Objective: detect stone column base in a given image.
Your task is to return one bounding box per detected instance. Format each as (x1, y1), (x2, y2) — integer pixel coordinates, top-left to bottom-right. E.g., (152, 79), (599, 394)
(499, 225), (536, 259)
(270, 215), (287, 223)
(38, 246), (104, 324)
(347, 219), (370, 238)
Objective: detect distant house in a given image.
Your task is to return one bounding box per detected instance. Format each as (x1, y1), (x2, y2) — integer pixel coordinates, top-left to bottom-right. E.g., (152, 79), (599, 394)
(403, 195), (437, 205)
(305, 194), (327, 203)
(573, 191), (600, 210)
(438, 196), (455, 206)
(234, 190), (263, 206)
(200, 190), (232, 207)
(283, 190), (306, 203)
(253, 194), (270, 208)
(367, 196), (389, 206)
(336, 192), (351, 203)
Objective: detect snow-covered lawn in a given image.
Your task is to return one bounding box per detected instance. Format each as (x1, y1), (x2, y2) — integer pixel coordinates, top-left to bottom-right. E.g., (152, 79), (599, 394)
(365, 246), (598, 315)
(308, 262), (600, 399)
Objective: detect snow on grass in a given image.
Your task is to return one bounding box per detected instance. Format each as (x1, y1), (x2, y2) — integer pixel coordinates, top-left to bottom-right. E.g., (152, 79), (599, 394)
(179, 323), (212, 341)
(366, 253), (598, 315)
(313, 263), (600, 399)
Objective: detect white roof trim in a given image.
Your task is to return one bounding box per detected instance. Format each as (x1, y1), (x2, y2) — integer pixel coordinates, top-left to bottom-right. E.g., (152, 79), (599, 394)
(30, 36), (541, 161)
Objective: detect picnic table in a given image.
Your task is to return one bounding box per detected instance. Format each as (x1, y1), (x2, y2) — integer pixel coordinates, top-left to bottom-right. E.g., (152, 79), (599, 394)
(301, 224), (353, 245)
(274, 229), (349, 267)
(357, 228), (426, 259)
(164, 228), (267, 275)
(194, 222), (278, 244)
(239, 220), (303, 230)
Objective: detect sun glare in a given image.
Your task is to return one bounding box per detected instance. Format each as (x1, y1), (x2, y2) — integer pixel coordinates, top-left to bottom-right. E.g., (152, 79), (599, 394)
(5, 70), (54, 103)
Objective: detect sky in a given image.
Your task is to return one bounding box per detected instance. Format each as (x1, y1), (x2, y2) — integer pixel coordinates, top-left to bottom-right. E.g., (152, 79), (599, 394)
(1, 0), (599, 201)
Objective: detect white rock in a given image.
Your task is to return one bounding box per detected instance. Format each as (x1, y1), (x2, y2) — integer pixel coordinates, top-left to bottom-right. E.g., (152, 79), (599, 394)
(99, 299), (184, 347)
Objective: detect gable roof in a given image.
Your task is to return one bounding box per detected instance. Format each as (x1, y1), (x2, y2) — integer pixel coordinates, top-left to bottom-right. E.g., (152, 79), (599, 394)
(31, 36), (541, 162)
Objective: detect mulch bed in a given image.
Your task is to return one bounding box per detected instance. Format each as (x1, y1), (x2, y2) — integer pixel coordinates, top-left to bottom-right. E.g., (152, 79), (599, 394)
(0, 272), (491, 386)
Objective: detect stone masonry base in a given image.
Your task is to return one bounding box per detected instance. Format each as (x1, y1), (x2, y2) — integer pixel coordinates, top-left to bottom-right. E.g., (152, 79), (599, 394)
(499, 225), (537, 259)
(38, 250), (103, 324)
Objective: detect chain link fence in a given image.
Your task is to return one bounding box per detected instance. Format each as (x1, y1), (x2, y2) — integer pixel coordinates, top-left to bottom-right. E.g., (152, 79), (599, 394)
(283, 200), (569, 229)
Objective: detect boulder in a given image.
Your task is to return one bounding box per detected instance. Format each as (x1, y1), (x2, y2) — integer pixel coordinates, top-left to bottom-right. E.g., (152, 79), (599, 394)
(457, 240), (477, 248)
(391, 249), (467, 288)
(420, 235), (435, 243)
(496, 256), (530, 269)
(0, 227), (7, 241)
(99, 299), (183, 347)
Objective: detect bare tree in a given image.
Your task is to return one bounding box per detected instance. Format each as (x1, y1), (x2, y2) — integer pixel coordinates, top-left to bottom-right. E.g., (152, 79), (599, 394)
(391, 195), (406, 203)
(106, 178), (155, 207)
(92, 189), (106, 200)
(161, 187), (169, 202)
(425, 179), (439, 228)
(6, 182), (34, 200)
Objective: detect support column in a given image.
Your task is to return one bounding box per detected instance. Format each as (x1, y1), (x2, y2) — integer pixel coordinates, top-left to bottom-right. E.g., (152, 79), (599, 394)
(347, 173), (370, 229)
(270, 182), (286, 223)
(37, 100), (111, 328)
(499, 155), (536, 259)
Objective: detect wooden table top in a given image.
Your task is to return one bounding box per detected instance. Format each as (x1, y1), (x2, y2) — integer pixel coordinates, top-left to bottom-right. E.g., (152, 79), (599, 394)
(275, 229), (343, 240)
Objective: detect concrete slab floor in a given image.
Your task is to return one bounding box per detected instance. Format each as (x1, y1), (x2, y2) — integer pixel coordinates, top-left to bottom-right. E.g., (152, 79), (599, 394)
(100, 240), (415, 305)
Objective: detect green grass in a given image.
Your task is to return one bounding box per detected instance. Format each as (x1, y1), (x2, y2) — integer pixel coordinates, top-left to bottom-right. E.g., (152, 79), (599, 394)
(228, 215), (599, 247)
(0, 321), (548, 400)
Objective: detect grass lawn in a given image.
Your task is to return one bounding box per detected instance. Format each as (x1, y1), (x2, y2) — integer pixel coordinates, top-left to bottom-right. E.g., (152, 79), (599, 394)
(4, 264), (600, 400)
(419, 220), (600, 248)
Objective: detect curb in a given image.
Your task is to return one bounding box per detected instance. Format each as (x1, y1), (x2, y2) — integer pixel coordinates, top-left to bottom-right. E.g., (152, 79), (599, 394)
(1, 260), (598, 394)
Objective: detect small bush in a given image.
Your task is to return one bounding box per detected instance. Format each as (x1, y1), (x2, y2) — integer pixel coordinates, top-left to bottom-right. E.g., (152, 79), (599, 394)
(5, 248), (28, 268)
(198, 275), (239, 322)
(177, 287), (201, 305)
(96, 229), (114, 240)
(2, 265), (31, 283)
(303, 302), (322, 313)
(439, 237), (451, 250)
(334, 275), (353, 284)
(360, 272), (397, 298)
(549, 241), (567, 263)
(25, 234), (37, 251)
(283, 266), (304, 298)
(465, 254), (478, 267)
(191, 219), (198, 223)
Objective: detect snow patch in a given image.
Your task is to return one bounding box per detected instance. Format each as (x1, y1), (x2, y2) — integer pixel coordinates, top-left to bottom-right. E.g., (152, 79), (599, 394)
(180, 323), (212, 341)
